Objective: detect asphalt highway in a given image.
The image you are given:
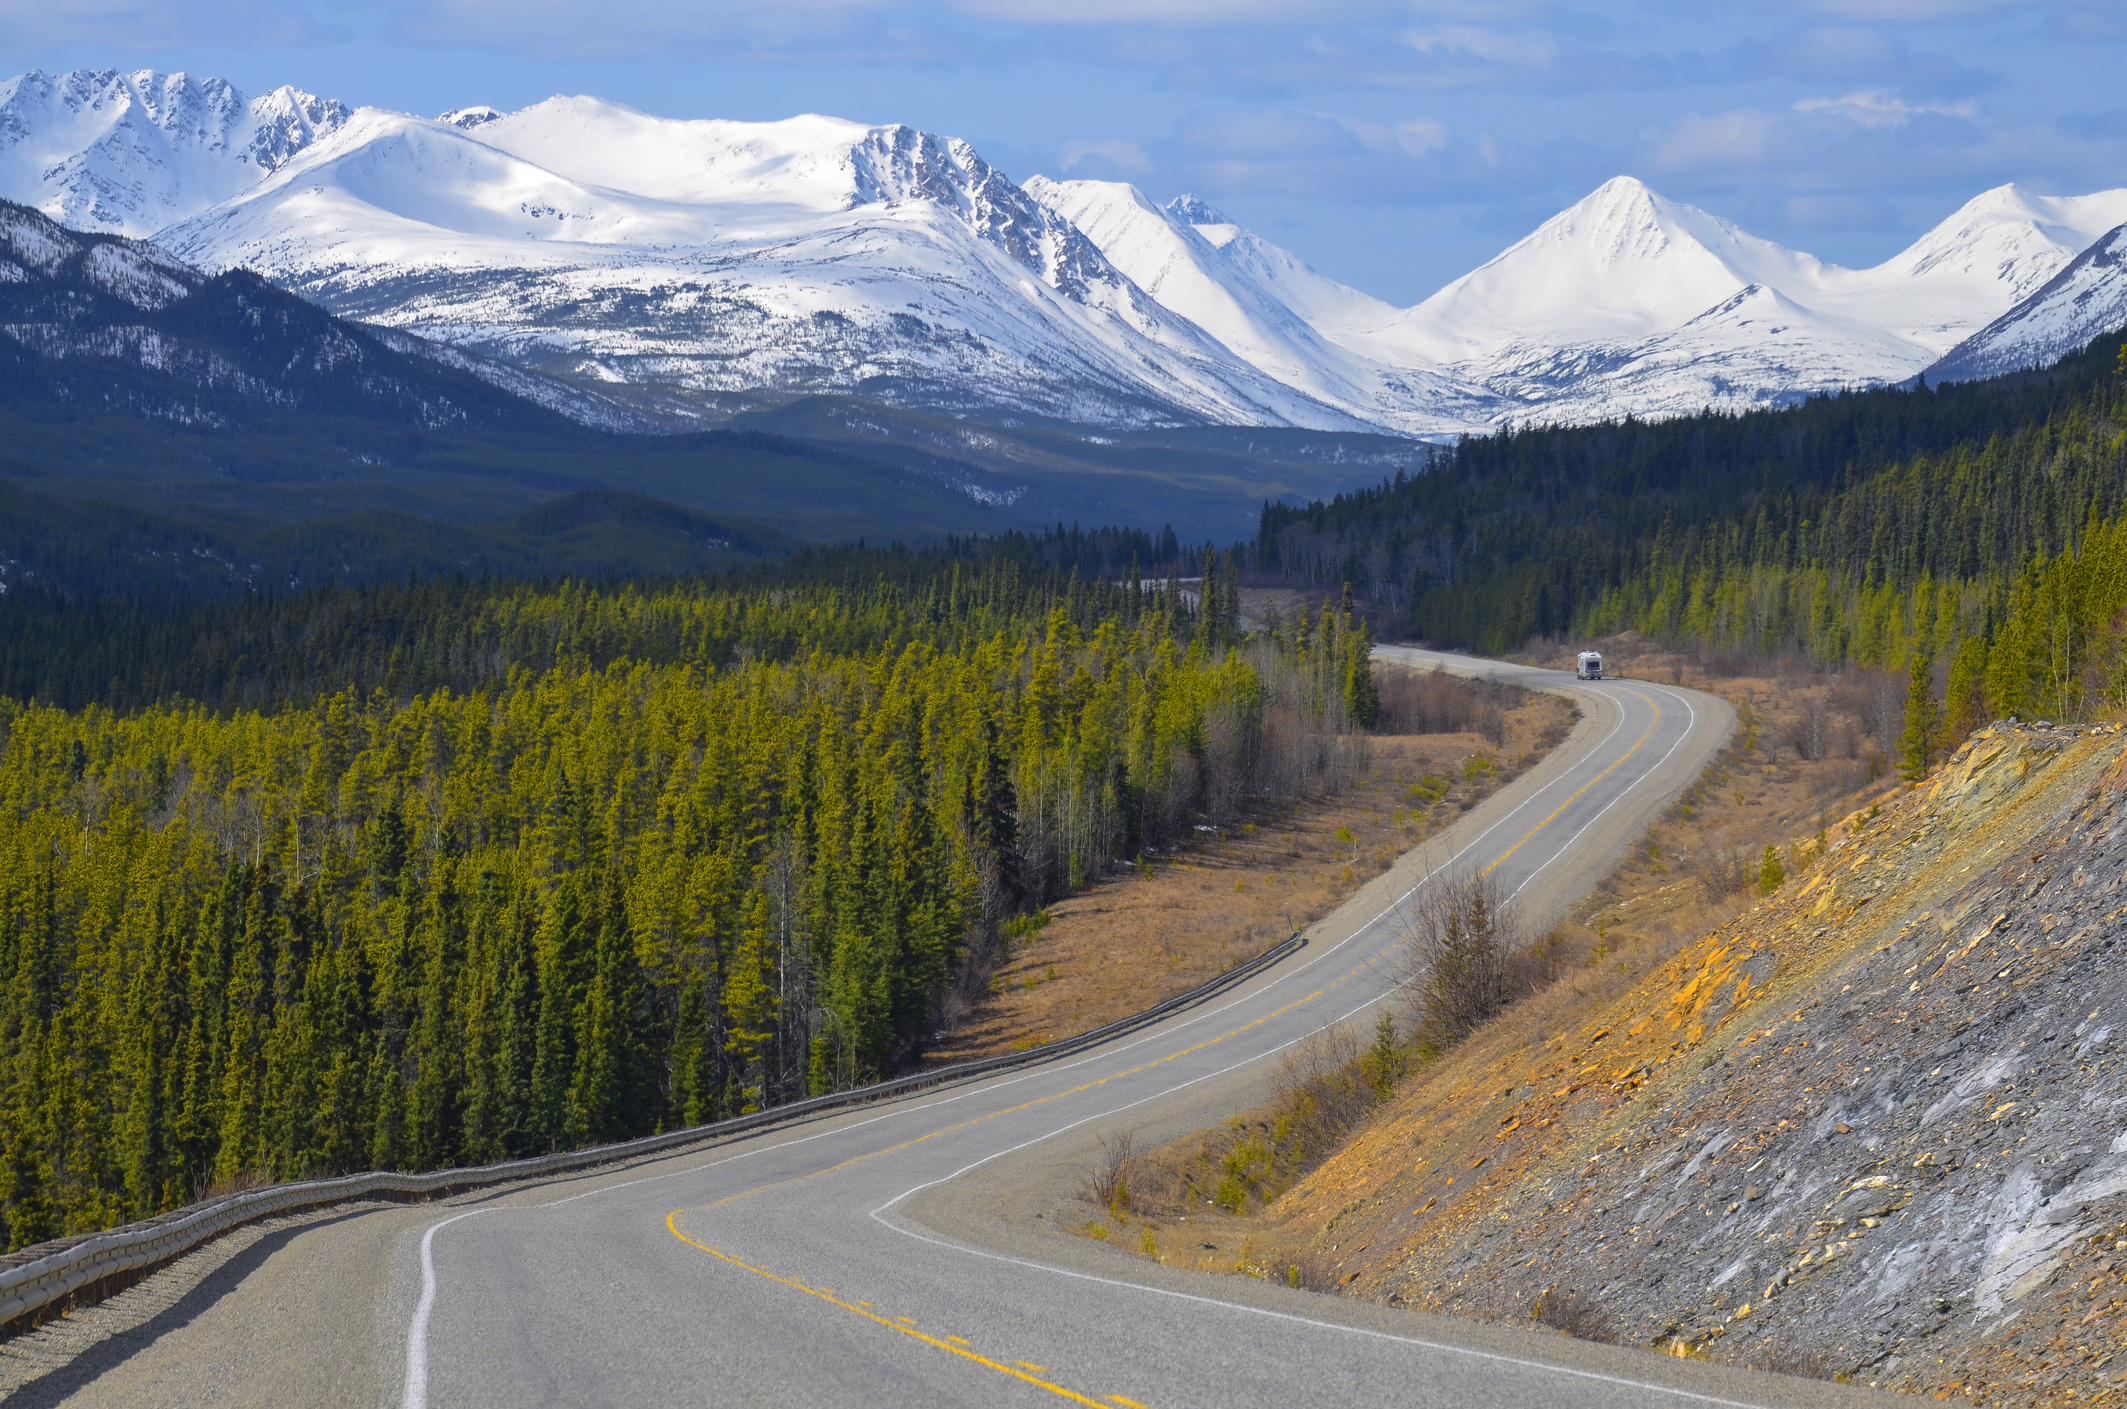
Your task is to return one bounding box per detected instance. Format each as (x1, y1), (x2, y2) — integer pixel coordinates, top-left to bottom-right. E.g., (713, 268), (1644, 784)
(15, 653), (1900, 1409)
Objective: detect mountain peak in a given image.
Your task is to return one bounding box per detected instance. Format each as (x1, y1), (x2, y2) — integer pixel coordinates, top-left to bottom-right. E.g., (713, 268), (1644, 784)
(1544, 176), (1684, 243)
(1165, 194), (1230, 227)
(0, 67), (347, 236)
(438, 106), (503, 130)
(1385, 175), (1784, 359)
(1929, 219), (2127, 384)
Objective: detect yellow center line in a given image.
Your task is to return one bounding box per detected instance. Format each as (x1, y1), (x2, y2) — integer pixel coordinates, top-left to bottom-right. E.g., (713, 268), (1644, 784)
(650, 693), (1659, 1404)
(677, 696), (1654, 1224)
(667, 1212), (1116, 1407)
(1481, 693), (1662, 877)
(655, 694), (1654, 1409)
(674, 688), (1658, 1226)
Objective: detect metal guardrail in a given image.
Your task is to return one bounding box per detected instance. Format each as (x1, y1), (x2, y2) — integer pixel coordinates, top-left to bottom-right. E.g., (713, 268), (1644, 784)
(0, 928), (1305, 1332)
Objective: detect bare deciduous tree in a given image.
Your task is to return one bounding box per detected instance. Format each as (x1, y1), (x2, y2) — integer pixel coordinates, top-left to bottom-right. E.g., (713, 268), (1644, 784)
(1781, 693), (1830, 762)
(1688, 845), (1755, 901)
(1083, 1129), (1137, 1209)
(1374, 665), (1522, 744)
(1397, 870), (1520, 1047)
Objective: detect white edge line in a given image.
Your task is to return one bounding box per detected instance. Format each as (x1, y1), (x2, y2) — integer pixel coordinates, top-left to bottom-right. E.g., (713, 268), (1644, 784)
(856, 983), (1774, 1409)
(1506, 682), (1700, 903)
(835, 676), (1759, 1409)
(401, 1208), (486, 1409)
(406, 664), (1725, 1408)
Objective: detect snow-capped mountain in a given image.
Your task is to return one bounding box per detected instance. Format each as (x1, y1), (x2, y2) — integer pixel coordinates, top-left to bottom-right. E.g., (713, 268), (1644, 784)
(5, 67), (2125, 436)
(0, 69), (347, 237)
(153, 96), (1364, 431)
(1022, 178), (1487, 434)
(1926, 222), (2127, 384)
(1029, 172), (2127, 429)
(1299, 176), (2127, 423)
(0, 194), (649, 432)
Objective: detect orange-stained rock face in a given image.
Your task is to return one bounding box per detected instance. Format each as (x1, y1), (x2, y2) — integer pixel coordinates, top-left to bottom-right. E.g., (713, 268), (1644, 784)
(1279, 722), (2127, 1402)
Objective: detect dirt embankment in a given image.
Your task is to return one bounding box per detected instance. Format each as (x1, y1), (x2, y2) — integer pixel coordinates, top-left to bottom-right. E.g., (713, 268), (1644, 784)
(933, 687), (1576, 1063)
(1237, 721), (2127, 1404)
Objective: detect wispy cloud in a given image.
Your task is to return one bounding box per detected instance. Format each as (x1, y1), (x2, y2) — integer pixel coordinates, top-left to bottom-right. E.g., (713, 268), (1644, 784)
(1793, 88), (1977, 125)
(1059, 138), (1151, 173)
(0, 0), (344, 48)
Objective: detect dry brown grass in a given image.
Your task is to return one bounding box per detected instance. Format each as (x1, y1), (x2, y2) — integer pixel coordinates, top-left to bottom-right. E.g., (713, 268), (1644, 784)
(1086, 635), (1921, 1299)
(931, 685), (1577, 1062)
(1530, 635), (1913, 1002)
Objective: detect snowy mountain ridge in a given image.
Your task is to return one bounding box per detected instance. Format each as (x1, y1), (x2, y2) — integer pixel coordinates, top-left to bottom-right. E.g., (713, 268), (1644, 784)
(1926, 220), (2127, 385)
(1024, 172), (2127, 428)
(153, 95), (1363, 431)
(0, 69), (348, 237)
(5, 67), (2125, 436)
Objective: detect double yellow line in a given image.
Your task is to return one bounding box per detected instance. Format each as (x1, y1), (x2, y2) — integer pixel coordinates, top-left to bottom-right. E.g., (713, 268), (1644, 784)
(666, 687), (1668, 1405)
(1482, 689), (1661, 877)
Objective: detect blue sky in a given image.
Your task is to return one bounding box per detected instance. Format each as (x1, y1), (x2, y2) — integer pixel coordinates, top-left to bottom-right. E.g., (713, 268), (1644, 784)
(8, 1), (2127, 304)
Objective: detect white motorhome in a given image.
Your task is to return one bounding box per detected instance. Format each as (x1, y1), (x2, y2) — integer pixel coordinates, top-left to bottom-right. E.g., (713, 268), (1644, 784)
(1576, 650), (1604, 680)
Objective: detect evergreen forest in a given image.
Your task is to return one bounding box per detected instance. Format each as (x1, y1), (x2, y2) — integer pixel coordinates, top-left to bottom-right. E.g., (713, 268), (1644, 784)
(1257, 329), (2127, 734)
(0, 540), (1380, 1251)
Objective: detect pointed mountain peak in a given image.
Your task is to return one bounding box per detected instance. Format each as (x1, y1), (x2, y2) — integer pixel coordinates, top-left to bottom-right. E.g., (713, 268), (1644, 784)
(1548, 176), (1678, 233)
(439, 106), (504, 130)
(0, 67), (349, 235)
(1165, 194), (1230, 227)
(1587, 174), (1656, 199)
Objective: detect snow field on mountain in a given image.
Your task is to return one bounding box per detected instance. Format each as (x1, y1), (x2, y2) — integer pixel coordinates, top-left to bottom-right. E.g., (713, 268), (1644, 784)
(8, 67), (2127, 434)
(1928, 221), (2127, 384)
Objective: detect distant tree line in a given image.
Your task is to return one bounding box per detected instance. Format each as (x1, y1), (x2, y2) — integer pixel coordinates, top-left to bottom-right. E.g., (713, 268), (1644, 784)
(1251, 335), (2125, 647)
(1250, 330), (2127, 741)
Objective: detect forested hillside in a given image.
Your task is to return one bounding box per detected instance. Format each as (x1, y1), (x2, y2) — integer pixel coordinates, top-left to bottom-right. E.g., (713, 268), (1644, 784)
(1258, 330), (2127, 729)
(0, 543), (1377, 1250)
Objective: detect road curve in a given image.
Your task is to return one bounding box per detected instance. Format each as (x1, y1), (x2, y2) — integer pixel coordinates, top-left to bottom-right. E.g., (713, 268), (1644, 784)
(11, 654), (1894, 1409)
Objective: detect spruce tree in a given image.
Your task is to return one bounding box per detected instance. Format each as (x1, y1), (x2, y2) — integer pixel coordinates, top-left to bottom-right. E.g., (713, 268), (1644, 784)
(530, 877), (586, 1151)
(486, 891), (539, 1159)
(1364, 1009), (1403, 1096)
(409, 858), (467, 1171)
(673, 974), (716, 1127)
(1344, 611), (1379, 728)
(1943, 636), (1988, 746)
(1899, 653), (1941, 782)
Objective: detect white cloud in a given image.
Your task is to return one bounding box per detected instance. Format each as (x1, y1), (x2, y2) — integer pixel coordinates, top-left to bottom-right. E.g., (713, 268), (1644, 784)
(1059, 137), (1151, 172)
(1393, 117), (1453, 156)
(0, 0), (337, 48)
(1346, 116), (1454, 157)
(1788, 0), (2027, 16)
(1398, 25), (1560, 67)
(1157, 104), (1573, 208)
(376, 0), (918, 59)
(1641, 108), (1784, 171)
(1793, 88), (1976, 126)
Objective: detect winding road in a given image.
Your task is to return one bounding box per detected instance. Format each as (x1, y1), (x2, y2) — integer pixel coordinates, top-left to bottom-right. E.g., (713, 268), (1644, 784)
(10, 653), (1896, 1408)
